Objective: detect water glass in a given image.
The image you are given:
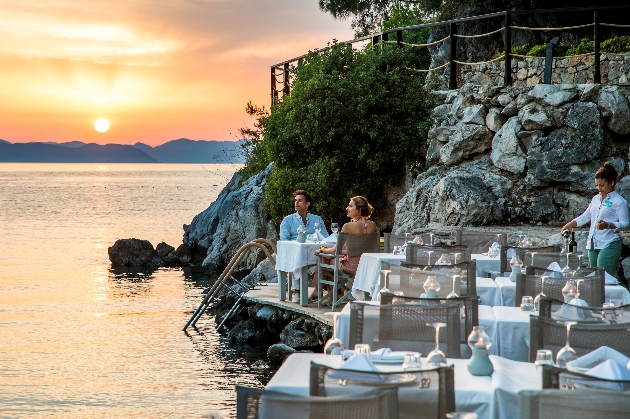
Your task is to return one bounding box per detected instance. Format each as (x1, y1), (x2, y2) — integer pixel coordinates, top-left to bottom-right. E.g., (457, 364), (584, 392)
(402, 352), (422, 371)
(534, 349), (553, 367)
(520, 296), (535, 312)
(354, 344), (371, 356)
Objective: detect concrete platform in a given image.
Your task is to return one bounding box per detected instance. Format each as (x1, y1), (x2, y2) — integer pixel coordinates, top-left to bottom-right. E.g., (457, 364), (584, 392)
(243, 282), (338, 326)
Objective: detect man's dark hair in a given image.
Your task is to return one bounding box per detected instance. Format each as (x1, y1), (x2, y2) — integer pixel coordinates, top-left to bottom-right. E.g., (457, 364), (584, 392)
(293, 189), (313, 205)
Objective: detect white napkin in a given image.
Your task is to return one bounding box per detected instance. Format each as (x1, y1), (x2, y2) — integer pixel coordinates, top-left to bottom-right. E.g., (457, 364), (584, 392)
(605, 271), (619, 285)
(567, 346), (630, 372)
(586, 359), (630, 381)
(568, 298), (588, 307)
(370, 348), (407, 361)
(338, 353), (379, 371)
(315, 230), (325, 242)
(554, 303), (593, 321)
(324, 232), (338, 243)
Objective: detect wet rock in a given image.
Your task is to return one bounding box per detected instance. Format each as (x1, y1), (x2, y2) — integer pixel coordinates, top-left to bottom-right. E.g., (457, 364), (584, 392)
(227, 318), (269, 343)
(252, 360), (269, 369)
(280, 316), (322, 349)
(156, 242), (175, 258)
(108, 238), (158, 267)
(267, 343), (297, 366)
(491, 116), (526, 174)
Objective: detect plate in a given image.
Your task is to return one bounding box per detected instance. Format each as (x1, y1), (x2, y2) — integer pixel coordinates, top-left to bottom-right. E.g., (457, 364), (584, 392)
(371, 358), (406, 364)
(328, 371), (417, 386)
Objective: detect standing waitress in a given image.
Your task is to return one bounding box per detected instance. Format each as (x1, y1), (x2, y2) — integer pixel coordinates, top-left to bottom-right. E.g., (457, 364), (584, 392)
(561, 162), (629, 278)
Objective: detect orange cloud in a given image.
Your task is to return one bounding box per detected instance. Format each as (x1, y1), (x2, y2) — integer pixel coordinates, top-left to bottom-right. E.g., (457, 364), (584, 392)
(0, 0), (353, 146)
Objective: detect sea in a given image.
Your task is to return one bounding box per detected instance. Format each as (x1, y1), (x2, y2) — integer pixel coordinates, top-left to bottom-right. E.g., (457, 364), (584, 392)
(0, 163), (275, 419)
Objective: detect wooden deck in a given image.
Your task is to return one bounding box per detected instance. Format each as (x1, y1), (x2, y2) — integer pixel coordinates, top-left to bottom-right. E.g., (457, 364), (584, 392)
(243, 283), (339, 326)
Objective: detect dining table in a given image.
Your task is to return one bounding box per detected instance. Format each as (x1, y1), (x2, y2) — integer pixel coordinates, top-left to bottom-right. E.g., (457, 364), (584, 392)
(335, 300), (535, 361)
(275, 240), (334, 306)
(495, 276), (630, 307)
(265, 352), (542, 419)
(471, 253), (501, 278)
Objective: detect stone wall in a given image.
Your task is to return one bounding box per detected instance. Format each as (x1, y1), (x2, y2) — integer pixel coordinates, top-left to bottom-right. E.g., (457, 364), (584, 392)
(394, 82), (630, 233)
(459, 54), (630, 88)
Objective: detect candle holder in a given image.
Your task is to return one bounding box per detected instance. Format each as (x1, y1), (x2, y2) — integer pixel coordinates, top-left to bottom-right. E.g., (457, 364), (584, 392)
(562, 279), (577, 303)
(423, 276), (440, 298)
(467, 326), (493, 376)
(296, 225), (306, 243)
(509, 254), (523, 282)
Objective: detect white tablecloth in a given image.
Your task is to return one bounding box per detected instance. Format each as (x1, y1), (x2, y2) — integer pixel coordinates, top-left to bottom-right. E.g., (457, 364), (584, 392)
(351, 253), (406, 300)
(265, 353), (541, 419)
(496, 276), (630, 307)
(472, 253), (501, 277)
(476, 277), (503, 306)
(491, 306), (534, 362)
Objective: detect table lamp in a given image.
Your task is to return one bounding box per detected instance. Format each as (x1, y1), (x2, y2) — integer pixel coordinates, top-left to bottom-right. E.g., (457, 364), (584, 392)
(423, 276), (440, 298)
(467, 326), (494, 376)
(509, 255), (523, 283)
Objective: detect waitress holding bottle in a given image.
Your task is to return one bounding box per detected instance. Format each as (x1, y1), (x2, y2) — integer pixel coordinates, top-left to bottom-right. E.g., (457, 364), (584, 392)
(561, 162), (629, 278)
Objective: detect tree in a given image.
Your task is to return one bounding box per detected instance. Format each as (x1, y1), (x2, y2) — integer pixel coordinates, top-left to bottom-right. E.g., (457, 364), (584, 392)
(243, 41), (435, 226)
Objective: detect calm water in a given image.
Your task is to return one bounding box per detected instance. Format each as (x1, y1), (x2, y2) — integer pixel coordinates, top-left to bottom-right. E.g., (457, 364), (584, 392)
(0, 163), (274, 419)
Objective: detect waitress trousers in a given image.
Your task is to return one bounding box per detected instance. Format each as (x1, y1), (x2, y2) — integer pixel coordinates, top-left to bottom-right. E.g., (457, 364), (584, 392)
(588, 239), (622, 278)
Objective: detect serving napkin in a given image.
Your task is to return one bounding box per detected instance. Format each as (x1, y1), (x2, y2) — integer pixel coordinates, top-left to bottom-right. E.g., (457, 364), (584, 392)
(324, 232), (338, 243)
(566, 346), (630, 372)
(338, 353), (379, 371)
(340, 348), (407, 362)
(554, 303), (593, 321)
(544, 262), (563, 277)
(586, 359), (630, 381)
(586, 270), (619, 285)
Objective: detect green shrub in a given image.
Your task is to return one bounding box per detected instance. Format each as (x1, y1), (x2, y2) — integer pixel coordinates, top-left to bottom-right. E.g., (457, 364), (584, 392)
(511, 44), (531, 56)
(526, 44), (547, 57)
(566, 38), (594, 56)
(601, 36), (630, 54)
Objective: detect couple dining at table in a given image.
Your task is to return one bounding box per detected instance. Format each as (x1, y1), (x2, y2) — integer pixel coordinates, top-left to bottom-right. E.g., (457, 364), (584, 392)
(279, 189), (377, 303)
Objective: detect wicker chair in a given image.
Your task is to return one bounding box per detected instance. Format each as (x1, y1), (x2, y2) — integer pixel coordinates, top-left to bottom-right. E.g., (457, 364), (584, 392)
(399, 261), (477, 297)
(236, 385), (399, 419)
(538, 296), (630, 324)
(317, 232), (380, 311)
(379, 293), (480, 349)
(348, 301), (462, 358)
(383, 232), (436, 253)
(454, 228), (507, 254)
(499, 245), (561, 275)
(519, 388), (630, 419)
(405, 243), (472, 265)
(310, 362), (454, 419)
(528, 316), (630, 362)
(541, 364), (630, 392)
(514, 272), (604, 307)
(522, 252), (581, 271)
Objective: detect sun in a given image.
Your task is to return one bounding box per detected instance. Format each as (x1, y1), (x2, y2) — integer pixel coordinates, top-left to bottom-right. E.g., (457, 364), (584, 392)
(94, 118), (110, 133)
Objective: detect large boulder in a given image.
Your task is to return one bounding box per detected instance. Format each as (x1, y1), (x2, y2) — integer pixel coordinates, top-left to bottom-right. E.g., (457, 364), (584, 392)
(393, 157), (512, 231)
(439, 124), (493, 165)
(491, 116), (526, 174)
(518, 102), (555, 130)
(267, 343), (297, 366)
(528, 84), (579, 107)
(598, 86), (630, 135)
(108, 238), (159, 267)
(280, 316), (324, 349)
(185, 164), (277, 277)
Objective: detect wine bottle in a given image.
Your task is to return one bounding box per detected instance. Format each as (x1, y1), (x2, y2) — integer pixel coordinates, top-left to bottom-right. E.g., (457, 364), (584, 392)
(568, 232), (577, 253)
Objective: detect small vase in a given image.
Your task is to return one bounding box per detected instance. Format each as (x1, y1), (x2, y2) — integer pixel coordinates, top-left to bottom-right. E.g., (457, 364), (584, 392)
(297, 231), (306, 243)
(467, 345), (494, 376)
(509, 265), (521, 283)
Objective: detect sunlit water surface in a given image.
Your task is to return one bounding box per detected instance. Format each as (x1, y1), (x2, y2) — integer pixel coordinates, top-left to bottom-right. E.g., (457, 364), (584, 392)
(0, 163), (275, 419)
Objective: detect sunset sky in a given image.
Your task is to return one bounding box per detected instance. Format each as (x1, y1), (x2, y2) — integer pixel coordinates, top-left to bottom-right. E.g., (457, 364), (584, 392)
(0, 1), (353, 146)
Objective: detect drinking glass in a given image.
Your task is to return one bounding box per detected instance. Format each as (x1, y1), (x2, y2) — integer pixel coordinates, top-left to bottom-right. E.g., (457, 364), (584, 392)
(534, 349), (553, 370)
(426, 250), (435, 266)
(451, 252), (461, 265)
(426, 322), (447, 366)
(376, 268), (392, 302)
(314, 222), (321, 242)
(575, 255), (583, 276)
(392, 291), (405, 304)
(402, 352), (422, 371)
(354, 343), (371, 356)
(534, 276), (547, 311)
(561, 253), (571, 276)
(429, 233), (435, 246)
(520, 296), (535, 312)
(447, 275), (460, 299)
(556, 321), (578, 367)
(446, 413), (478, 419)
(323, 313), (345, 356)
(331, 222), (339, 234)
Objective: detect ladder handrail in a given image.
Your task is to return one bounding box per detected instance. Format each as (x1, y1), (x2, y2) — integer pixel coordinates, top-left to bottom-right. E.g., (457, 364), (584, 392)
(183, 238), (276, 331)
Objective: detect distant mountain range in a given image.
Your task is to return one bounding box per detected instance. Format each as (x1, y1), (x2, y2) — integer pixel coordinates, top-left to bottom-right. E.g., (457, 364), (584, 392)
(0, 138), (245, 163)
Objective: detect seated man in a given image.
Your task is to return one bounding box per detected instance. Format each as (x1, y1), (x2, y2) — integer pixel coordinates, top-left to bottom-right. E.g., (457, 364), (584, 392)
(279, 190), (329, 303)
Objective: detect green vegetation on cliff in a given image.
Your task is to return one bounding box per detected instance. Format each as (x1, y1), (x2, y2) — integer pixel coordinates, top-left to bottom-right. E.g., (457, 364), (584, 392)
(239, 39), (434, 225)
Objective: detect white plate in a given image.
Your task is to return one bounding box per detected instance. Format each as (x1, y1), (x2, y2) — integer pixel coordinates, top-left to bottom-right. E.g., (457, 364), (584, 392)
(371, 358), (405, 364)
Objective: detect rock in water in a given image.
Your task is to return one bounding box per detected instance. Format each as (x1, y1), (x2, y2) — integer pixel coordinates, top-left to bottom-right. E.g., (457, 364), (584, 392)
(267, 343), (297, 366)
(108, 238), (158, 267)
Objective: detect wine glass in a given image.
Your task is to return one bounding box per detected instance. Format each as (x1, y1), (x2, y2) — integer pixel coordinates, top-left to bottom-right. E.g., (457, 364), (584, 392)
(556, 321), (578, 367)
(323, 313), (345, 355)
(376, 268), (392, 302)
(451, 252), (461, 265)
(447, 275), (460, 299)
(575, 254), (583, 276)
(426, 322), (447, 366)
(517, 233), (524, 247)
(429, 233), (435, 246)
(534, 276), (547, 311)
(426, 250), (434, 266)
(314, 222), (321, 243)
(331, 222), (339, 234)
(561, 253), (571, 276)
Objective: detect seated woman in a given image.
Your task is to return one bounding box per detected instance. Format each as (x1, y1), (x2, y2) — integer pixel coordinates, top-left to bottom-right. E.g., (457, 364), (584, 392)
(313, 196), (378, 303)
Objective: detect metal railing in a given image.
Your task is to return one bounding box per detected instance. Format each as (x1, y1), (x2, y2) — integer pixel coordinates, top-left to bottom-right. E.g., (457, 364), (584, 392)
(183, 238), (276, 331)
(270, 5), (630, 105)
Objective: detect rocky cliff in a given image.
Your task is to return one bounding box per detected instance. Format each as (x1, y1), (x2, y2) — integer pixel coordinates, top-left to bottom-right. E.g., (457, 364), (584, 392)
(394, 83), (630, 233)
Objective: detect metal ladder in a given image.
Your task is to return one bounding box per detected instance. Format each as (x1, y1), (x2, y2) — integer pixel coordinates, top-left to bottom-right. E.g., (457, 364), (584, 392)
(183, 238), (276, 331)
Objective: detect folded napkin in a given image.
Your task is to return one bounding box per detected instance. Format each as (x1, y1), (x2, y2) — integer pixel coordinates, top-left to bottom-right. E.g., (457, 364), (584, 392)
(554, 303), (593, 321)
(340, 348), (408, 362)
(547, 262), (561, 272)
(586, 359), (630, 381)
(338, 353), (379, 371)
(315, 230), (325, 242)
(568, 298), (588, 307)
(324, 232), (338, 243)
(567, 346), (630, 372)
(586, 270), (619, 285)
